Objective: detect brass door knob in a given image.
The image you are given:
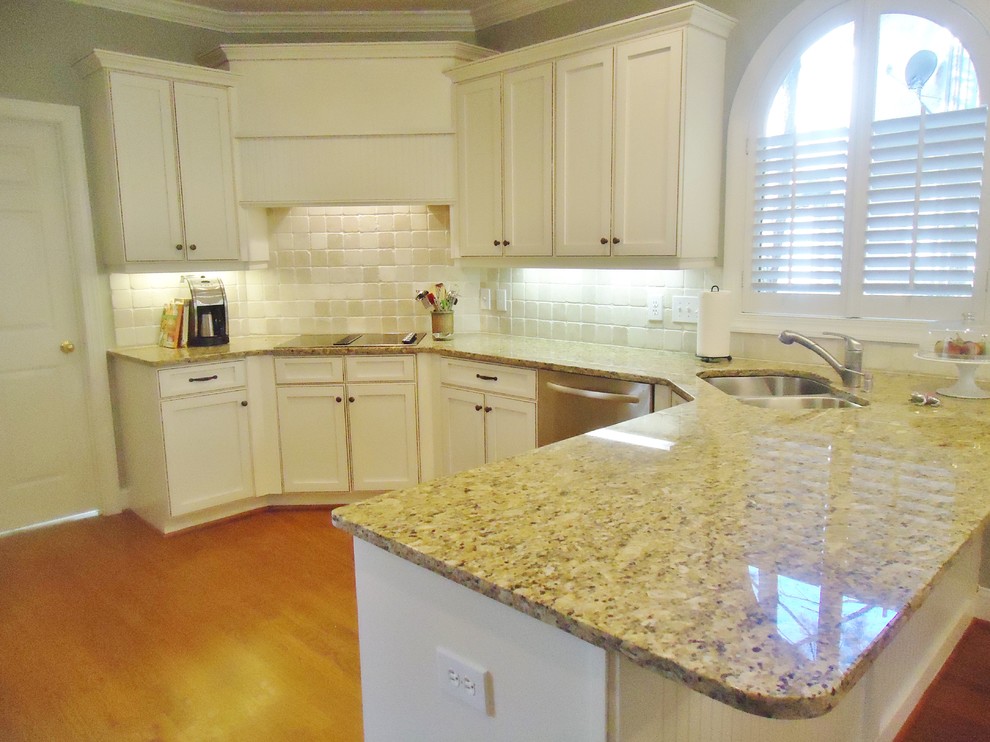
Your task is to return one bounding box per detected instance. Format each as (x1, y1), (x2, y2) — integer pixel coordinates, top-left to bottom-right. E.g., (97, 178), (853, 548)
(60, 341), (75, 354)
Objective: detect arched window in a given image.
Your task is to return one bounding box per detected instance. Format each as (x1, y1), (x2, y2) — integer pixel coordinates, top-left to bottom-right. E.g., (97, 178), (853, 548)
(725, 0), (990, 329)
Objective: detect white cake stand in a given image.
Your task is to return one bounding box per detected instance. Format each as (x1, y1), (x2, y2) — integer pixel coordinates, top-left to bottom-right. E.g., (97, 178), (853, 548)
(914, 353), (990, 399)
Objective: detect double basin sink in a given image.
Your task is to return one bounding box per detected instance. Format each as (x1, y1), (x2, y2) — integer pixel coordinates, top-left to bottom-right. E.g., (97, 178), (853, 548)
(702, 374), (866, 409)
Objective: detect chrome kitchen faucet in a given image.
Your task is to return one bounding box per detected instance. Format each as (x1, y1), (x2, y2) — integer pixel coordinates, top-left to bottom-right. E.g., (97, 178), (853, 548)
(778, 331), (873, 390)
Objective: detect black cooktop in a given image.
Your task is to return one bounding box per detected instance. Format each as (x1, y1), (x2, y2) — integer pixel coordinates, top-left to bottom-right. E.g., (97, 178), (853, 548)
(277, 332), (421, 349)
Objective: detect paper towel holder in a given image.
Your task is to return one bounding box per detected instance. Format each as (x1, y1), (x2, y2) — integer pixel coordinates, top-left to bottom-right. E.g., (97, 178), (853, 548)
(696, 286), (732, 363)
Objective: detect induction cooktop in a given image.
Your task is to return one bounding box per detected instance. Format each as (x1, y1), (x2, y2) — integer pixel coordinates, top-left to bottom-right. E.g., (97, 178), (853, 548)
(276, 332), (422, 349)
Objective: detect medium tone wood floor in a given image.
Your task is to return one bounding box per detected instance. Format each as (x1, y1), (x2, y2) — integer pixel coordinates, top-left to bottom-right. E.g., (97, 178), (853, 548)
(2, 508), (988, 741)
(0, 509), (362, 741)
(894, 619), (990, 741)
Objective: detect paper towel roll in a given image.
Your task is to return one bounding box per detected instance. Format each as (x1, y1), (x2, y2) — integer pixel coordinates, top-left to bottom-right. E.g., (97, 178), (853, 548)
(696, 289), (732, 359)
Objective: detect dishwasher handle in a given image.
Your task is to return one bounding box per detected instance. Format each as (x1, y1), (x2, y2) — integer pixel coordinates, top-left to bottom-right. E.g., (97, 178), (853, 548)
(545, 381), (642, 404)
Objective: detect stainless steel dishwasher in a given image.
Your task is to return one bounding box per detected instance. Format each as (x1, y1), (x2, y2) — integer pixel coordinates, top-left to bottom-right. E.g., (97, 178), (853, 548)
(537, 370), (653, 446)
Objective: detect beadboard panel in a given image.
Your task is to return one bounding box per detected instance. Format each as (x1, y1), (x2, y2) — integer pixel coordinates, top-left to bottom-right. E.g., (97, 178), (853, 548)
(236, 134), (456, 206)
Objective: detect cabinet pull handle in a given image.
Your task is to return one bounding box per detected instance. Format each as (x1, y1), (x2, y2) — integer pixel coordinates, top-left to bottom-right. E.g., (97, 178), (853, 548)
(475, 404), (483, 411)
(600, 237), (608, 245)
(476, 374), (498, 381)
(189, 244), (197, 251)
(612, 237), (620, 244)
(484, 406), (492, 413)
(348, 396), (356, 403)
(175, 244), (184, 251)
(240, 401), (248, 407)
(189, 375), (219, 382)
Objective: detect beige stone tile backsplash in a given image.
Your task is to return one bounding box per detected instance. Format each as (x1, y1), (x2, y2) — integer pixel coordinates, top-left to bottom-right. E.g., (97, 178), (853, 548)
(108, 204), (714, 352)
(108, 207), (939, 376)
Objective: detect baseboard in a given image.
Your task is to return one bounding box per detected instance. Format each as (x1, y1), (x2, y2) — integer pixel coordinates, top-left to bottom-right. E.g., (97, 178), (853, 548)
(976, 586), (990, 621)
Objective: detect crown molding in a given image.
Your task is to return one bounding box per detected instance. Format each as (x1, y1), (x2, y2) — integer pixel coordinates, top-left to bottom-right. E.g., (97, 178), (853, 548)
(69, 0), (476, 33)
(471, 0), (572, 29)
(68, 0), (573, 33)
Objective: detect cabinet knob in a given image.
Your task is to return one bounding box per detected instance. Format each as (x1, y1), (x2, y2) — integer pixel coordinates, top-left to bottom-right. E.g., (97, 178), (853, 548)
(59, 340), (75, 354)
(336, 396), (343, 403)
(612, 237), (620, 244)
(189, 244), (197, 251)
(240, 401), (248, 407)
(484, 406), (492, 413)
(348, 396), (356, 403)
(600, 237), (608, 245)
(474, 404), (483, 412)
(175, 244), (183, 251)
(503, 240), (510, 247)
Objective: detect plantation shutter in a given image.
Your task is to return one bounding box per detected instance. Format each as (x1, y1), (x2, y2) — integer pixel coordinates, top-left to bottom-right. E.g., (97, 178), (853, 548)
(750, 128), (849, 295)
(864, 106), (988, 298)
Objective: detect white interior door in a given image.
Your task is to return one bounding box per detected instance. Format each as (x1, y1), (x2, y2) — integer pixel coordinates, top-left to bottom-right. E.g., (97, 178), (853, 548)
(0, 115), (100, 532)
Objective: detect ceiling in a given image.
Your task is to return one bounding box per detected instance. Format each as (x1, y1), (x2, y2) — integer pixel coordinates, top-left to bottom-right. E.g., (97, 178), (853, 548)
(70, 0), (574, 32)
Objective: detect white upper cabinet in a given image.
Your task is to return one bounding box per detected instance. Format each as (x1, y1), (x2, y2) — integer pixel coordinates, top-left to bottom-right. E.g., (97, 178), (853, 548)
(555, 31), (682, 257)
(455, 63), (553, 257)
(448, 2), (735, 265)
(554, 48), (614, 256)
(76, 51), (241, 268)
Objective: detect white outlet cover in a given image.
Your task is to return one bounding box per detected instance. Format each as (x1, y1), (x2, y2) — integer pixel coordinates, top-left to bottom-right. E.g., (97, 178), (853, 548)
(646, 290), (663, 321)
(495, 288), (509, 312)
(436, 647), (493, 715)
(479, 288), (492, 311)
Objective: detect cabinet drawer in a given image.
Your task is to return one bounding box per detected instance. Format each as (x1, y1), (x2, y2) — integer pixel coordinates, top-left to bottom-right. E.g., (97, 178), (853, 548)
(346, 355), (416, 383)
(440, 358), (536, 399)
(158, 361), (246, 399)
(274, 357), (345, 384)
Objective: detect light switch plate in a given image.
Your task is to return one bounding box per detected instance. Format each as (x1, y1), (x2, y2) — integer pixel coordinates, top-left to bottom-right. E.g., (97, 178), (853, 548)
(672, 295), (699, 324)
(495, 288), (508, 312)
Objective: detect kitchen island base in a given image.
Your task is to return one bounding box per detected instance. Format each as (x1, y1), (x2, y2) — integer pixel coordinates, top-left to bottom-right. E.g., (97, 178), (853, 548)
(352, 536), (979, 742)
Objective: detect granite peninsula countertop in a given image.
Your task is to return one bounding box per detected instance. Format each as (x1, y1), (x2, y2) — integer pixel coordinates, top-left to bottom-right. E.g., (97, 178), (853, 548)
(111, 334), (990, 718)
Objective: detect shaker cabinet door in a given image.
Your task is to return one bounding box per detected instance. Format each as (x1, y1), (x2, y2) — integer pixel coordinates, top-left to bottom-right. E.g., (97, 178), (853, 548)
(554, 48), (614, 256)
(455, 75), (503, 257)
(439, 386), (487, 476)
(502, 63), (553, 257)
(484, 395), (536, 465)
(161, 389), (254, 516)
(108, 72), (184, 262)
(276, 385), (349, 493)
(173, 81), (240, 262)
(612, 31), (682, 257)
(348, 383), (419, 492)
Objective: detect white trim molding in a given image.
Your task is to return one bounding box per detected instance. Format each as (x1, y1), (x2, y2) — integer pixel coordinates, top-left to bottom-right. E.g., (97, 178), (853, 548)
(977, 586), (990, 621)
(68, 0), (572, 33)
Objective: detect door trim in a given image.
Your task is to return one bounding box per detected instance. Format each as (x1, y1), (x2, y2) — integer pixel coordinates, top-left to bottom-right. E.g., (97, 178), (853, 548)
(0, 97), (121, 515)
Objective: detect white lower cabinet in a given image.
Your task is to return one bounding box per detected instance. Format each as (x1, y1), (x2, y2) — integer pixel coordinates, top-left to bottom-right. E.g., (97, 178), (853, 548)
(276, 384), (349, 493)
(110, 358), (256, 532)
(275, 355), (419, 494)
(438, 358), (537, 476)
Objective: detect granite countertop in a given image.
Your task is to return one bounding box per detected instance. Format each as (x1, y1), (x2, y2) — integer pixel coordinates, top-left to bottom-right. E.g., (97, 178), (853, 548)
(110, 334), (990, 718)
(327, 334), (990, 720)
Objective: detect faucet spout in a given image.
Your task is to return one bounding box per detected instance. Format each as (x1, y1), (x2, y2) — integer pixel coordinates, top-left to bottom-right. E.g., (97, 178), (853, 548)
(778, 330), (872, 390)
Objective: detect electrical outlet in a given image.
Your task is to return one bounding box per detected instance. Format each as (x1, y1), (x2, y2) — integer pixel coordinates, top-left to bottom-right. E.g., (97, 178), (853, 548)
(436, 647), (493, 716)
(479, 288), (492, 311)
(671, 295), (699, 324)
(646, 291), (663, 321)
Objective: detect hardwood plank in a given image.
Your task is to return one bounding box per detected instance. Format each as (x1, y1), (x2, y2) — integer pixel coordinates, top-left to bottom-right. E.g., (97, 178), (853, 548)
(0, 509), (362, 742)
(894, 619), (990, 742)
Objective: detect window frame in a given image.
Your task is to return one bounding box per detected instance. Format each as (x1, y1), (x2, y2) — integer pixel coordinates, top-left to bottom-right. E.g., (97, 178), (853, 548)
(723, 0), (990, 343)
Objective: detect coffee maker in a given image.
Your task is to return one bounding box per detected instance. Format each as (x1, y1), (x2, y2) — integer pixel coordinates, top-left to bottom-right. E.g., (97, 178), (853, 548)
(184, 275), (229, 347)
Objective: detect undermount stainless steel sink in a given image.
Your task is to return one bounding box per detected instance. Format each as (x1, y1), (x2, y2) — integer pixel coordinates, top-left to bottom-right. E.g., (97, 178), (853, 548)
(704, 374), (832, 397)
(701, 373), (866, 409)
(737, 395), (863, 409)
